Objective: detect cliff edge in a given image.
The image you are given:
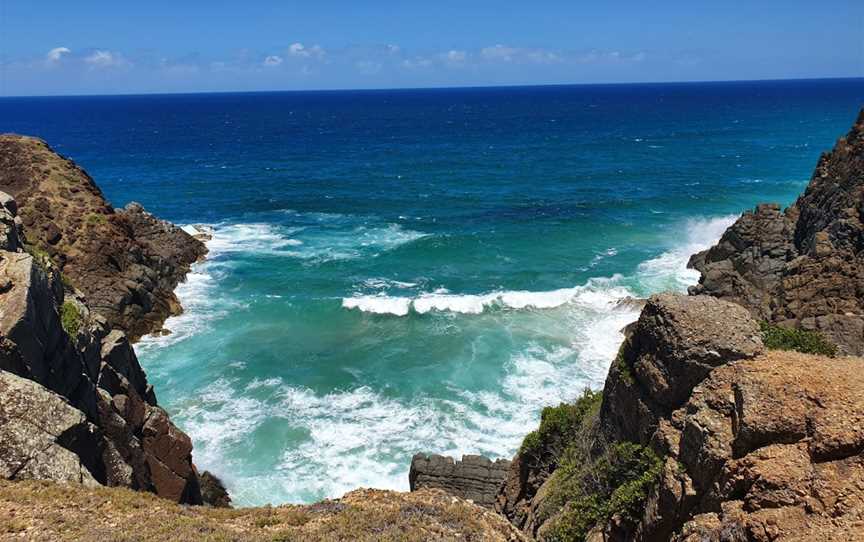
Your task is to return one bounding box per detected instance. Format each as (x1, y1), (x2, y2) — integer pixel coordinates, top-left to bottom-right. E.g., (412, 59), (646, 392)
(689, 109), (864, 355)
(0, 135), (207, 341)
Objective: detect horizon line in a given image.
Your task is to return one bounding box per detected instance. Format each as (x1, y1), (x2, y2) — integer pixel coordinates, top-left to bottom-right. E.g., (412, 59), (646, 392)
(1, 75), (862, 100)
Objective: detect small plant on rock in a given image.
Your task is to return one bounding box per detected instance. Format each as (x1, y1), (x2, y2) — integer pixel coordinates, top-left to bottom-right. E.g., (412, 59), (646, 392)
(760, 322), (837, 357)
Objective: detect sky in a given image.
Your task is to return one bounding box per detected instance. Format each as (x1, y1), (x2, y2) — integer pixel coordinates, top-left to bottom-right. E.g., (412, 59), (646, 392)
(0, 1), (862, 96)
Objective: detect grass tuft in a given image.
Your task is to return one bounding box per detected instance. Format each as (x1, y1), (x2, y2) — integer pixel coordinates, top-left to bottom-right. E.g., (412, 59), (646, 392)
(60, 301), (82, 339)
(760, 322), (837, 357)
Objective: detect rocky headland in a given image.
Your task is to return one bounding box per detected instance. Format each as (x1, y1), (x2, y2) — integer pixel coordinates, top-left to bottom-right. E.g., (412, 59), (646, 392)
(689, 109), (864, 356)
(0, 135), (207, 342)
(2, 107), (864, 542)
(0, 136), (213, 505)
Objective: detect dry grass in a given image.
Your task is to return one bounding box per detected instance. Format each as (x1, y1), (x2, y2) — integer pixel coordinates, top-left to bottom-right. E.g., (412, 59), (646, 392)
(0, 480), (527, 542)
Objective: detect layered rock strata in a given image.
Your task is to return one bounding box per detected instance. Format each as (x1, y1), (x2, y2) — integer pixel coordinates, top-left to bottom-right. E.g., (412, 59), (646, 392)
(409, 453), (511, 508)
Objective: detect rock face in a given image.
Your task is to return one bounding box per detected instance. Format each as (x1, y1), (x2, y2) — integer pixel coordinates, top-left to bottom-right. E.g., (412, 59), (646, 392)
(0, 371), (102, 487)
(600, 293), (764, 446)
(0, 134), (206, 341)
(690, 109), (864, 355)
(409, 453), (511, 508)
(497, 293), (864, 540)
(0, 190), (207, 504)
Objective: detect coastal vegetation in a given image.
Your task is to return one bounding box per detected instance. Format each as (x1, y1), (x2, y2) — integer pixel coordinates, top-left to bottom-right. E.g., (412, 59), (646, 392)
(59, 301), (82, 338)
(760, 321), (838, 357)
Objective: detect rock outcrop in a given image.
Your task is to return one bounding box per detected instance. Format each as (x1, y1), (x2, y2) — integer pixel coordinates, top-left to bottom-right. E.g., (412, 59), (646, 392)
(0, 371), (102, 487)
(689, 108), (864, 355)
(496, 293), (864, 540)
(409, 453), (511, 508)
(0, 134), (206, 341)
(0, 190), (206, 504)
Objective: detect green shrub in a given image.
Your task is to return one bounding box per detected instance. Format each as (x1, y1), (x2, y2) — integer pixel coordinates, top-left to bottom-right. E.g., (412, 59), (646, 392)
(520, 389), (602, 457)
(614, 348), (634, 386)
(760, 322), (837, 357)
(23, 242), (52, 268)
(60, 301), (82, 338)
(545, 442), (663, 542)
(86, 213), (107, 226)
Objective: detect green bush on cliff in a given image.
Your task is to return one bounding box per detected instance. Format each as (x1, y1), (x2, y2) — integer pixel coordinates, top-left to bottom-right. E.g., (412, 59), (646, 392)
(760, 322), (837, 357)
(86, 212), (107, 226)
(60, 301), (82, 338)
(520, 389), (602, 458)
(545, 442), (663, 542)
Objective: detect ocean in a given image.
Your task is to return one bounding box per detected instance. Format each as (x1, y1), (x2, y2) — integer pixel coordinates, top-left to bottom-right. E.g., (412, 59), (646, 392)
(1, 79), (862, 506)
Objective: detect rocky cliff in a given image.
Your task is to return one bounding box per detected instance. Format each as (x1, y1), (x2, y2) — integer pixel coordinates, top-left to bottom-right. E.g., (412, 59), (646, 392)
(689, 109), (864, 355)
(495, 294), (864, 541)
(0, 192), (206, 504)
(0, 135), (207, 341)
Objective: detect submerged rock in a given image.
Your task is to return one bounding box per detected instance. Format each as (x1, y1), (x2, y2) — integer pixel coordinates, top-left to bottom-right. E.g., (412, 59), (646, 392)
(409, 453), (511, 508)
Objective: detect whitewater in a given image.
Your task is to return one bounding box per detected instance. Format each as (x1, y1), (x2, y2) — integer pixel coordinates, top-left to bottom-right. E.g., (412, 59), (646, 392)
(138, 212), (736, 506)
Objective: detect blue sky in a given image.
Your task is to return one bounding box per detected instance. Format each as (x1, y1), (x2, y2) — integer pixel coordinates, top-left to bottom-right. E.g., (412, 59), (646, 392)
(1, 1), (861, 96)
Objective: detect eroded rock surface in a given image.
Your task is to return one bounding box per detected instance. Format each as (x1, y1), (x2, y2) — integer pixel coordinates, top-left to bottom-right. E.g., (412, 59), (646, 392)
(0, 371), (102, 487)
(690, 109), (864, 355)
(497, 293), (864, 540)
(0, 191), (206, 504)
(0, 135), (206, 341)
(409, 453), (511, 507)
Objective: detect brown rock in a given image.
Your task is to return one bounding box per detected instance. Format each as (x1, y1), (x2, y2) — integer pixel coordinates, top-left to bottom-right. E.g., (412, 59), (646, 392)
(409, 453), (510, 507)
(0, 135), (207, 341)
(690, 108), (864, 355)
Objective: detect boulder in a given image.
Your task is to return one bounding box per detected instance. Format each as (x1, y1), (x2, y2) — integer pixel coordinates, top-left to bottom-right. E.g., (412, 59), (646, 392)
(409, 453), (511, 508)
(0, 370), (103, 486)
(600, 293), (763, 445)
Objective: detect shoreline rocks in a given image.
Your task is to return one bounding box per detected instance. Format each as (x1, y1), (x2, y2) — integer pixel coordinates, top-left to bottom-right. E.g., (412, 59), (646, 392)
(0, 134), (207, 342)
(689, 108), (864, 355)
(0, 186), (219, 505)
(409, 453), (511, 508)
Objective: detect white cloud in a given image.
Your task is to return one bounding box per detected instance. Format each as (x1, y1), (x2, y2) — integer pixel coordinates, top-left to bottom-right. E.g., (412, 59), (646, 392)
(84, 50), (129, 69)
(264, 55), (283, 66)
(46, 47), (71, 62)
(386, 44), (401, 55)
(445, 50), (467, 63)
(402, 57), (433, 69)
(481, 44), (520, 62)
(288, 43), (325, 59)
(480, 44), (561, 64)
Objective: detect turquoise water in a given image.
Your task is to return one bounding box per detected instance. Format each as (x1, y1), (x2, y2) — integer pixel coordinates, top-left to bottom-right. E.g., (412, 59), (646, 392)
(1, 79), (862, 505)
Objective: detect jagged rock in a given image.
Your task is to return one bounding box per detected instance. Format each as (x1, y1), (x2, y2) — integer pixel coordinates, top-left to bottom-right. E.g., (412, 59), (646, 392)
(0, 135), (207, 341)
(409, 453), (511, 507)
(0, 370), (103, 486)
(0, 191), (22, 252)
(638, 352), (864, 541)
(690, 109), (864, 355)
(600, 293), (763, 446)
(199, 470), (232, 508)
(0, 239), (202, 504)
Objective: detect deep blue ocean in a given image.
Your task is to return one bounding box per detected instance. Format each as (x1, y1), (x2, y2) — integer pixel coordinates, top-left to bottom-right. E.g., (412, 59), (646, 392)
(1, 79), (862, 505)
